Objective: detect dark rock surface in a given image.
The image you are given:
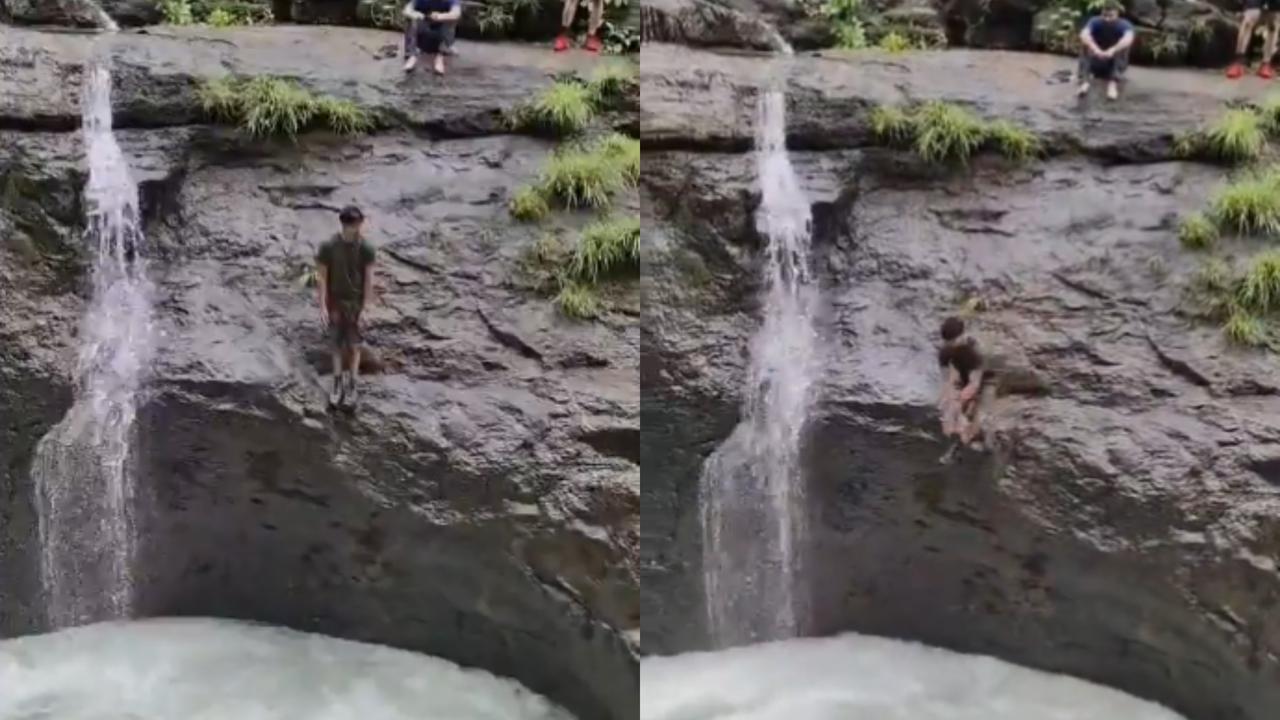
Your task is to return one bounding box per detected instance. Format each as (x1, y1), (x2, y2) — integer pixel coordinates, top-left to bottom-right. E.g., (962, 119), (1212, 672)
(1, 27), (638, 720)
(642, 43), (1280, 720)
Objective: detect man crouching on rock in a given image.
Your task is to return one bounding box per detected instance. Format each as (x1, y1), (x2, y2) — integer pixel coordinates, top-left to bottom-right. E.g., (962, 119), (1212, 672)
(317, 205), (377, 412)
(937, 316), (988, 464)
(1076, 1), (1135, 101)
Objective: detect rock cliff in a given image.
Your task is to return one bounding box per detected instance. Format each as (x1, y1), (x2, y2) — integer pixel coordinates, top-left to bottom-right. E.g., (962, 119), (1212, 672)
(0, 25), (638, 720)
(641, 43), (1280, 720)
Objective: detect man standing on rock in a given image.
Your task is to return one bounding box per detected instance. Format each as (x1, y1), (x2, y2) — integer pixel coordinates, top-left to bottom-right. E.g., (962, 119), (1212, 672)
(1076, 1), (1135, 101)
(316, 205), (377, 412)
(937, 316), (988, 464)
(403, 0), (462, 75)
(554, 0), (605, 53)
(1226, 0), (1280, 78)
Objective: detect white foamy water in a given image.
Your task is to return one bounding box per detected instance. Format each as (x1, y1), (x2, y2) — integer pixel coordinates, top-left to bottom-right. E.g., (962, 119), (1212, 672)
(31, 61), (155, 627)
(700, 65), (820, 645)
(0, 618), (575, 720)
(640, 634), (1188, 720)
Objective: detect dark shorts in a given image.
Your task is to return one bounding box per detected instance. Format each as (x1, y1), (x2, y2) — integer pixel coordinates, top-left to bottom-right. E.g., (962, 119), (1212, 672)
(1079, 46), (1130, 80)
(416, 23), (456, 54)
(1244, 0), (1280, 12)
(328, 301), (362, 348)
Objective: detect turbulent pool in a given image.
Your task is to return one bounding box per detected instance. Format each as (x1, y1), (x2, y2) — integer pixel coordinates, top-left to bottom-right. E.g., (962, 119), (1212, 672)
(640, 633), (1186, 720)
(0, 618), (574, 720)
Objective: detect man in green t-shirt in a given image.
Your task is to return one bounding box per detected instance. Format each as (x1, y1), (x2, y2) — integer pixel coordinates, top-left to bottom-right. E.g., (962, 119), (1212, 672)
(316, 205), (376, 410)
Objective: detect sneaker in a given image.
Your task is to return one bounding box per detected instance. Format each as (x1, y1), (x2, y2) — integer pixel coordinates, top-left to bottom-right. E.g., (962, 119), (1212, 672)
(402, 56), (417, 72)
(553, 34), (570, 52)
(584, 34), (603, 53)
(1076, 81), (1090, 97)
(1261, 63), (1275, 79)
(1106, 82), (1118, 100)
(1227, 62), (1246, 79)
(327, 377), (343, 408)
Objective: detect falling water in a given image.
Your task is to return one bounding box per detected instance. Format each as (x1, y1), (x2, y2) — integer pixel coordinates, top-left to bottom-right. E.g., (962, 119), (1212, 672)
(700, 44), (820, 647)
(32, 59), (154, 628)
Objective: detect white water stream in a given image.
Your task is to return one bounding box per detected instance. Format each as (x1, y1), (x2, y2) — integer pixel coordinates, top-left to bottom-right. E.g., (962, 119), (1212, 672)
(0, 618), (574, 720)
(640, 633), (1188, 720)
(31, 58), (154, 628)
(699, 51), (820, 646)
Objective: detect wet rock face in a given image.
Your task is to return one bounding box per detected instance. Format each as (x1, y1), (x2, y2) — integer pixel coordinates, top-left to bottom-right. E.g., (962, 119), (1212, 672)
(641, 45), (1280, 720)
(0, 26), (638, 720)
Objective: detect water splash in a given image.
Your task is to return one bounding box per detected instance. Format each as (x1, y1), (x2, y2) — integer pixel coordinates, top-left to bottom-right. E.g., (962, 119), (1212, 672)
(33, 61), (154, 628)
(700, 56), (819, 647)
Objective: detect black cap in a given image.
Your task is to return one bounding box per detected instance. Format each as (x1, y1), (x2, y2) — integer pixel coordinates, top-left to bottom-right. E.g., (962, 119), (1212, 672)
(339, 205), (364, 224)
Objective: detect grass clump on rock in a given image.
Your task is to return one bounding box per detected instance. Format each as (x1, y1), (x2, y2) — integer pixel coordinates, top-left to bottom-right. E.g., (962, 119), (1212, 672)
(511, 81), (597, 136)
(1177, 107), (1268, 163)
(509, 185), (550, 222)
(1187, 253), (1280, 347)
(1208, 170), (1280, 236)
(587, 62), (639, 106)
(568, 216), (640, 282)
(520, 217), (640, 320)
(534, 134), (636, 209)
(197, 76), (373, 140)
(870, 101), (1040, 165)
(1178, 212), (1217, 250)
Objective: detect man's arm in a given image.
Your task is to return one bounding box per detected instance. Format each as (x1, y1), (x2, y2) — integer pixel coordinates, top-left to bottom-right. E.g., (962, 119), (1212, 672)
(362, 262), (375, 313)
(1079, 20), (1103, 55)
(959, 362), (984, 403)
(403, 0), (422, 18)
(431, 0), (461, 21)
(1113, 26), (1135, 53)
(316, 261), (329, 322)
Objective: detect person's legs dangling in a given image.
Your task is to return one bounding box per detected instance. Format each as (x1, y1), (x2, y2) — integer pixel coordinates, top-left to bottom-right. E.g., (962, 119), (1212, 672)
(584, 0), (605, 52)
(556, 0), (580, 51)
(1229, 7), (1262, 78)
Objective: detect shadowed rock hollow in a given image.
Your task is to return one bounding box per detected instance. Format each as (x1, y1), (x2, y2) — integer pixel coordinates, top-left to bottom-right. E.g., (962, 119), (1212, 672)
(0, 25), (638, 720)
(641, 43), (1280, 720)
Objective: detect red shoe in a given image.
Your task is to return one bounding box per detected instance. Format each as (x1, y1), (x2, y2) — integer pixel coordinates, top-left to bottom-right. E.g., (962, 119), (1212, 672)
(553, 34), (570, 52)
(1227, 62), (1246, 79)
(584, 34), (602, 53)
(1261, 63), (1275, 79)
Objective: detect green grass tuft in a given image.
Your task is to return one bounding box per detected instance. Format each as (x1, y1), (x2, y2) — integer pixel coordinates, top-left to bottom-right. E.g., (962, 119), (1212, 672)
(1256, 94), (1280, 134)
(1201, 108), (1266, 162)
(1178, 212), (1217, 250)
(587, 62), (638, 105)
(596, 132), (640, 185)
(568, 216), (641, 283)
(1208, 170), (1280, 236)
(554, 283), (602, 319)
(913, 101), (987, 165)
(870, 106), (915, 146)
(877, 31), (913, 53)
(538, 147), (625, 209)
(509, 185), (550, 222)
(985, 120), (1041, 163)
(1237, 250), (1280, 313)
(197, 76), (372, 140)
(1224, 310), (1267, 346)
(513, 81), (597, 136)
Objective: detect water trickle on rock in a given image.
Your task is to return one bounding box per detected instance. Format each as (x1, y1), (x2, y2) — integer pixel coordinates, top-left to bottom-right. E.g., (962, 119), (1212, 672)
(700, 43), (820, 647)
(32, 59), (155, 628)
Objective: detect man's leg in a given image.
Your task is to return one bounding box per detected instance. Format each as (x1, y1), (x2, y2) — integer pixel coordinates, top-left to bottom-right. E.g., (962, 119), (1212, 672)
(403, 17), (419, 71)
(1260, 12), (1279, 77)
(344, 313), (363, 408)
(1230, 7), (1262, 77)
(328, 316), (345, 407)
(583, 0), (605, 52)
(556, 0), (580, 51)
(1076, 47), (1092, 95)
(1108, 46), (1129, 98)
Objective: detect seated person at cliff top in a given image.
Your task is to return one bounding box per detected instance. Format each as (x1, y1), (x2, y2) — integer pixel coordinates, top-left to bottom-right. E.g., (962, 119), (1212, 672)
(402, 0), (461, 76)
(1076, 1), (1135, 101)
(1226, 0), (1280, 78)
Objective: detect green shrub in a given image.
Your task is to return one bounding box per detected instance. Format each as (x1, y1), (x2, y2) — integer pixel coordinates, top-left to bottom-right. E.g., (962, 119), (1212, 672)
(197, 76), (373, 139)
(913, 101), (986, 165)
(159, 0), (194, 24)
(1202, 108), (1266, 162)
(1208, 171), (1280, 236)
(1256, 94), (1280, 134)
(569, 216), (640, 282)
(588, 62), (638, 104)
(869, 106), (914, 145)
(1178, 212), (1217, 250)
(539, 147), (625, 208)
(509, 186), (550, 222)
(1237, 250), (1280, 313)
(513, 81), (597, 136)
(554, 283), (601, 319)
(822, 0), (869, 49)
(1224, 310), (1267, 346)
(985, 120), (1041, 163)
(877, 31), (913, 53)
(206, 6), (235, 25)
(596, 132), (640, 185)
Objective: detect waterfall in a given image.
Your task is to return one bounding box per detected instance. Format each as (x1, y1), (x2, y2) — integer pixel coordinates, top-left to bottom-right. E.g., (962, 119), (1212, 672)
(700, 46), (820, 647)
(32, 59), (154, 628)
